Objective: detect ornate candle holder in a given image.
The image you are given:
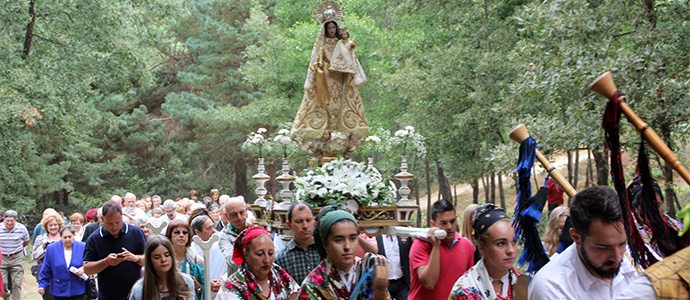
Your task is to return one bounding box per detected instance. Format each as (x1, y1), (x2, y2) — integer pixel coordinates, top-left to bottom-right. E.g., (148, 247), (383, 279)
(252, 158), (271, 206)
(394, 156), (414, 206)
(275, 157), (295, 209)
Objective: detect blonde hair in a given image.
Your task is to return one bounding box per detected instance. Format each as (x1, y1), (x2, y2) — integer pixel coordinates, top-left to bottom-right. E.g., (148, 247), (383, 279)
(543, 206), (570, 256)
(460, 204), (479, 244)
(41, 212), (64, 232)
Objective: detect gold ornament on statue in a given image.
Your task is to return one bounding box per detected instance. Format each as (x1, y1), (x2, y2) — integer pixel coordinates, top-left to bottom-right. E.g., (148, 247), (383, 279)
(313, 1), (344, 24)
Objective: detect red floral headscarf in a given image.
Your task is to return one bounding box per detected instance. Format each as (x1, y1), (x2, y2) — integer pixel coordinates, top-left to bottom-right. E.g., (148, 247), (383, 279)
(232, 226), (271, 265)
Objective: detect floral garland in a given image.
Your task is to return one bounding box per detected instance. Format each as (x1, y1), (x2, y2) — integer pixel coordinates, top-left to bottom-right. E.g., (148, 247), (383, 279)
(294, 159), (397, 208)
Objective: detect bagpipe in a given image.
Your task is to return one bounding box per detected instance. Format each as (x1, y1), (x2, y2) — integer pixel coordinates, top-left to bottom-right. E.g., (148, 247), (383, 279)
(590, 72), (690, 267)
(509, 124), (578, 300)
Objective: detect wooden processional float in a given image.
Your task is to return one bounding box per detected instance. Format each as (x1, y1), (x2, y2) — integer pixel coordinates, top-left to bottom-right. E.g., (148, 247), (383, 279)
(589, 72), (690, 186)
(509, 124), (577, 198)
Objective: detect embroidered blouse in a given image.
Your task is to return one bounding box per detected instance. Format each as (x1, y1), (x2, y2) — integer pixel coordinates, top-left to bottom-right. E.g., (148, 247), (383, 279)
(216, 263), (298, 300)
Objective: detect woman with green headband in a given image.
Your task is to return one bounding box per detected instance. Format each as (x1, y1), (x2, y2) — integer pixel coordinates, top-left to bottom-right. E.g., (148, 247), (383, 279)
(298, 205), (389, 300)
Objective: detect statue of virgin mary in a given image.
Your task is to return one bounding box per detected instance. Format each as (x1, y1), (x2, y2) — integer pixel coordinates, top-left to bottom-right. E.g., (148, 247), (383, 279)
(291, 3), (369, 160)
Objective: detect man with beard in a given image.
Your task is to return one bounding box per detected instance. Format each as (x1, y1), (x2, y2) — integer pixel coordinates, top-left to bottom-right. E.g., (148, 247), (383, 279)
(529, 186), (638, 300)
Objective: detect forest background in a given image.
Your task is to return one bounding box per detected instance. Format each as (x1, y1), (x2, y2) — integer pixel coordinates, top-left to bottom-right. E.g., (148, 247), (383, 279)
(2, 0), (689, 226)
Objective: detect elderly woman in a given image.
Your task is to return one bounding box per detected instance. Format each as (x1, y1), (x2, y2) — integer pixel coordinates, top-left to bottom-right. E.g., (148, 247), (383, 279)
(129, 236), (195, 300)
(448, 204), (520, 300)
(216, 226), (298, 299)
(165, 219), (205, 299)
(299, 205), (389, 300)
(38, 226), (87, 299)
(69, 213), (85, 242)
(33, 212), (64, 299)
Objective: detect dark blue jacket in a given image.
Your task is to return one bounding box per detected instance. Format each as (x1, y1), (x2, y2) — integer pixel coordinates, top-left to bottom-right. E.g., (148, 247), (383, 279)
(38, 240), (87, 297)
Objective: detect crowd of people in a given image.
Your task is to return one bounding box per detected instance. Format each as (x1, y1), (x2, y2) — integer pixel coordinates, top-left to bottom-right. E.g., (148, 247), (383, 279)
(0, 180), (686, 300)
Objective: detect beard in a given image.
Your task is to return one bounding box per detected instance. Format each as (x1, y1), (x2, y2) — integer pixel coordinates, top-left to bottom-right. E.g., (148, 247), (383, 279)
(579, 244), (622, 279)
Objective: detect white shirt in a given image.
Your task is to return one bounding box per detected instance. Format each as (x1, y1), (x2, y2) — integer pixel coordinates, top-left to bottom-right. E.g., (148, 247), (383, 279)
(528, 244), (638, 300)
(64, 248), (72, 267)
(337, 266), (356, 291)
(160, 213), (188, 235)
(382, 234), (403, 280)
(614, 273), (656, 300)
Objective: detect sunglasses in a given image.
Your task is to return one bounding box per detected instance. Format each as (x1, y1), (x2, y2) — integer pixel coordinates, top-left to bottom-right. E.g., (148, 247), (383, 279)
(172, 230), (189, 235)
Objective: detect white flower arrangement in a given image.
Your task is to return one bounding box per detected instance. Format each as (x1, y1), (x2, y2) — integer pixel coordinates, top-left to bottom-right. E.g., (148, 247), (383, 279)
(391, 126), (426, 157)
(242, 128), (271, 158)
(273, 128), (294, 157)
(294, 159), (397, 207)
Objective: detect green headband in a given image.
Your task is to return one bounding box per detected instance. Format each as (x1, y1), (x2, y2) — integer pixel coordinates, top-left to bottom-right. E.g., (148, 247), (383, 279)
(314, 205), (358, 258)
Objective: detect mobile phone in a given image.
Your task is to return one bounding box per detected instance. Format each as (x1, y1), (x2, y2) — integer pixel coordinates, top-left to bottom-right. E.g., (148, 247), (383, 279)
(116, 252), (125, 258)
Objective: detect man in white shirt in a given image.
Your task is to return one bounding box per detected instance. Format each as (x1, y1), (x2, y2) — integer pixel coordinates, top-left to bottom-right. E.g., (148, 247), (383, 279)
(190, 215), (225, 299)
(376, 234), (412, 300)
(529, 186), (638, 300)
(160, 199), (187, 235)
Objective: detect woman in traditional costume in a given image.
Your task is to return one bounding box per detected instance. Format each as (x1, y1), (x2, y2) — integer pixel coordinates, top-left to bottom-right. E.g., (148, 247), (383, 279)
(216, 226), (299, 300)
(299, 205), (389, 300)
(448, 204), (521, 300)
(291, 4), (369, 157)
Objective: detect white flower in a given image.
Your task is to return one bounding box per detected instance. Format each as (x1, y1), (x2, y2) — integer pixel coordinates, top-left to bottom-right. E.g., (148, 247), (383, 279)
(394, 130), (407, 137)
(404, 126), (415, 133)
(257, 128), (267, 133)
(365, 136), (381, 143)
(277, 129), (290, 135)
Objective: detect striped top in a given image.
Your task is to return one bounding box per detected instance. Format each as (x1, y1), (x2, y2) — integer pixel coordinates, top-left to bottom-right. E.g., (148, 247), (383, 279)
(0, 222), (30, 255)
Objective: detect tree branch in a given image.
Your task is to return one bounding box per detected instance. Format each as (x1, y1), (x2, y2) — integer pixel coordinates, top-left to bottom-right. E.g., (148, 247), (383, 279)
(33, 34), (65, 46)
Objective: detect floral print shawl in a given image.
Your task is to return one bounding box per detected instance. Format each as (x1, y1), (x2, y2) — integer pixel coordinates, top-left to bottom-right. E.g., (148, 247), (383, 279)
(448, 259), (521, 300)
(298, 258), (391, 300)
(216, 263), (298, 300)
(299, 258), (357, 300)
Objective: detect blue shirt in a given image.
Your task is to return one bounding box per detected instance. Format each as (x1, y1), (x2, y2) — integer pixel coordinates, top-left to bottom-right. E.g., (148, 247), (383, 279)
(83, 223), (146, 300)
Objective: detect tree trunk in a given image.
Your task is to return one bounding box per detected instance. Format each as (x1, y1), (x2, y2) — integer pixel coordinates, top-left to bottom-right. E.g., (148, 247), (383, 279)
(574, 149), (580, 190)
(425, 159), (431, 226)
(413, 157), (421, 228)
(532, 165), (539, 188)
(585, 149), (593, 188)
(235, 157), (249, 201)
(453, 183), (458, 207)
(23, 0), (37, 59)
(436, 161), (453, 202)
(593, 151), (609, 186)
(489, 173), (496, 204)
(498, 172), (505, 209)
(567, 150), (573, 186)
(660, 121), (678, 217)
(482, 175), (489, 204)
(472, 178), (479, 204)
(266, 161), (278, 202)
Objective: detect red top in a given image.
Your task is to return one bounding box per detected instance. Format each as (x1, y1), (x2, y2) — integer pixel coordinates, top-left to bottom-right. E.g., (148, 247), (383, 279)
(547, 178), (564, 205)
(408, 232), (474, 300)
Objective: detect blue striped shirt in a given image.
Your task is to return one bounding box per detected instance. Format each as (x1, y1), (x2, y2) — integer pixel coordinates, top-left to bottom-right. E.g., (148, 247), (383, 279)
(0, 222), (30, 255)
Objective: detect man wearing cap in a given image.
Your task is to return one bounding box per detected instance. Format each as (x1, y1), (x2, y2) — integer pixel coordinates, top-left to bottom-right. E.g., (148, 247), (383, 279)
(81, 207), (103, 242)
(0, 210), (30, 300)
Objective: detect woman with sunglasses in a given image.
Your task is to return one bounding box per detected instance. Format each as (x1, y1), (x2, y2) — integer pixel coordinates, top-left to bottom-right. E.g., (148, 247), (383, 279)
(165, 219), (205, 299)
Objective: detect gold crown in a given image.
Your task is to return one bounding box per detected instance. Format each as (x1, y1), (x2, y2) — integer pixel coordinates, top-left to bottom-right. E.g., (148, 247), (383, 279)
(313, 1), (344, 24)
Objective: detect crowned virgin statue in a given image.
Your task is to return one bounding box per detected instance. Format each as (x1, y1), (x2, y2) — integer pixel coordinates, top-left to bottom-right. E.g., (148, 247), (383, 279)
(291, 3), (369, 162)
